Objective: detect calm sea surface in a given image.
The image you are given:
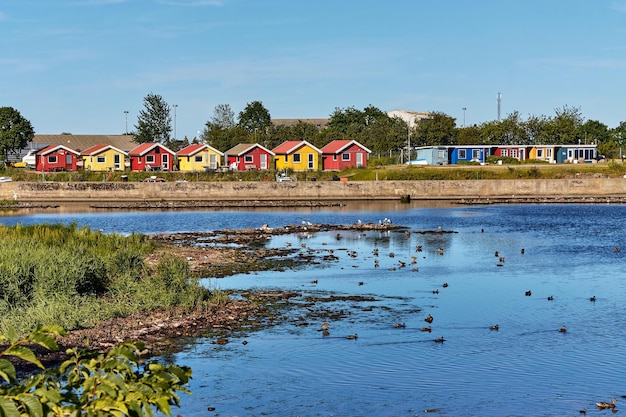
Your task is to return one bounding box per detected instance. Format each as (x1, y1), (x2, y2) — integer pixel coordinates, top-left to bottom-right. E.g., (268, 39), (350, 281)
(2, 203), (625, 416)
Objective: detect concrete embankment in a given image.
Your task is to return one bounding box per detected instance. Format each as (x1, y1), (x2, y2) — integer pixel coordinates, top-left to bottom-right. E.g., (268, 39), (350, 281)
(2, 178), (626, 205)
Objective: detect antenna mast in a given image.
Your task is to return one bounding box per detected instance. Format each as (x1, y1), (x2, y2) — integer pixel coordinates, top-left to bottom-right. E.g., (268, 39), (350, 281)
(497, 92), (501, 121)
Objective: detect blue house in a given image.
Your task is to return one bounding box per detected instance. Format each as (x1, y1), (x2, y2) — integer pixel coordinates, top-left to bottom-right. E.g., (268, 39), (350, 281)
(555, 144), (598, 163)
(413, 146), (448, 165)
(449, 146), (491, 164)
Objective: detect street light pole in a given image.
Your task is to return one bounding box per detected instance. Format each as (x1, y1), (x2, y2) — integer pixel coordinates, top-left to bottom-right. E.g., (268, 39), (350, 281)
(462, 107), (467, 127)
(173, 104), (178, 140)
(124, 110), (129, 134)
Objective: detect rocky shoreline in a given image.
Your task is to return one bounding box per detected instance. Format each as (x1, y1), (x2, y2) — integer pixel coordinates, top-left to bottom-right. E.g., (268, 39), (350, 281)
(24, 222), (413, 369)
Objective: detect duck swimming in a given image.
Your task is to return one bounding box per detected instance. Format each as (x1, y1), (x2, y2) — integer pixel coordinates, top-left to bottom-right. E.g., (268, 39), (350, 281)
(558, 325), (567, 333)
(489, 324), (499, 331)
(424, 314), (434, 324)
(596, 398), (616, 409)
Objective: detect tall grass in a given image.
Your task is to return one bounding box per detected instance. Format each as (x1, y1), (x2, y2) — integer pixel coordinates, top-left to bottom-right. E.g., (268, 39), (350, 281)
(0, 223), (212, 335)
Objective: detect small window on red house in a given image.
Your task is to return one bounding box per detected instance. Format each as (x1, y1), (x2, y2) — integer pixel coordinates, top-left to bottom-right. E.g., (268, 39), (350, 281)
(146, 155), (155, 163)
(48, 155), (57, 163)
(245, 155), (253, 163)
(342, 153), (350, 161)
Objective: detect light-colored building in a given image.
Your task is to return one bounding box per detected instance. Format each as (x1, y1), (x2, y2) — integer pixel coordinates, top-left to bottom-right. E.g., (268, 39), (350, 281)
(387, 110), (431, 128)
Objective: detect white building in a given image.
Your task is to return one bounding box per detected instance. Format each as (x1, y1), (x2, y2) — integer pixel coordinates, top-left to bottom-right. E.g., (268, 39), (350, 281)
(387, 110), (431, 127)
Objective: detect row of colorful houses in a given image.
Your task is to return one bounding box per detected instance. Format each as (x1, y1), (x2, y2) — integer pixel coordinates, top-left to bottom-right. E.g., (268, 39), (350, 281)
(413, 144), (600, 165)
(29, 139), (373, 172)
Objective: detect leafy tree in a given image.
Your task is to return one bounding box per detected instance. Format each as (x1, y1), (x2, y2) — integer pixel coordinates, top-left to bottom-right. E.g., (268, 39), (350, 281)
(211, 104), (236, 129)
(606, 121), (626, 158)
(414, 111), (456, 146)
(237, 101), (271, 134)
(0, 107), (34, 162)
(523, 114), (551, 144)
(580, 119), (609, 145)
(133, 93), (172, 144)
(457, 125), (482, 145)
(544, 105), (584, 144)
(0, 326), (191, 417)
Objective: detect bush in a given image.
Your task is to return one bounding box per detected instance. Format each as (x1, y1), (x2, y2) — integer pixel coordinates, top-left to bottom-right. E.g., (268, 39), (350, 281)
(0, 326), (192, 417)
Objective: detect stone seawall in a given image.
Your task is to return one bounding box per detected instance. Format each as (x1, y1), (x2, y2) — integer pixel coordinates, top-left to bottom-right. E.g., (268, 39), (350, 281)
(1, 178), (626, 204)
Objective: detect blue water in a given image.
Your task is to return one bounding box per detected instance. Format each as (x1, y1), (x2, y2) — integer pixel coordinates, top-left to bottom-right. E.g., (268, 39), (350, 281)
(2, 204), (625, 416)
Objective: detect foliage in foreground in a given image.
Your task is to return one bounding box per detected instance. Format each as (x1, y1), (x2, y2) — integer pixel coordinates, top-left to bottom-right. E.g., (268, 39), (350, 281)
(0, 326), (191, 417)
(0, 223), (211, 335)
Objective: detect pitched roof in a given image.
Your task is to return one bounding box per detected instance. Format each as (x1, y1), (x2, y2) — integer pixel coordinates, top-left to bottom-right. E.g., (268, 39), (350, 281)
(80, 144), (128, 156)
(272, 140), (321, 155)
(37, 144), (81, 156)
(32, 135), (136, 152)
(177, 143), (224, 157)
(225, 143), (275, 156)
(128, 142), (175, 156)
(321, 140), (371, 154)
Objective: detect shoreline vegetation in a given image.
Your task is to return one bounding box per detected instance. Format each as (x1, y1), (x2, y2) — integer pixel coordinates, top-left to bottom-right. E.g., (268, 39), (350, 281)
(1, 221), (407, 370)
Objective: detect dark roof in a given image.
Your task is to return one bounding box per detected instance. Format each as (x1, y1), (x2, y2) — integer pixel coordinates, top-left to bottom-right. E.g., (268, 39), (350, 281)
(32, 135), (137, 152)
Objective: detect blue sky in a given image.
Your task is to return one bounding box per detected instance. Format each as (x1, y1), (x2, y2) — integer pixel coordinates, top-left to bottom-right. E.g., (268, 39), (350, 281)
(2, 0), (626, 139)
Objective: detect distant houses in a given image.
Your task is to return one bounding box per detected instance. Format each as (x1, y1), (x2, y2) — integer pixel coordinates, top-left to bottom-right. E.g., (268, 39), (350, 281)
(20, 134), (600, 173)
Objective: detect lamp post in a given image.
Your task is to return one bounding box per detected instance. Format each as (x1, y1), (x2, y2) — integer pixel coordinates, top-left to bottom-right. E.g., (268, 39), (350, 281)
(173, 104), (178, 140)
(124, 110), (129, 134)
(462, 107), (467, 127)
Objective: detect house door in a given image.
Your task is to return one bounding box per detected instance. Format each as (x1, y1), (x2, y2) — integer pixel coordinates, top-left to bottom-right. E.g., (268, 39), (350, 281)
(209, 154), (217, 169)
(162, 154), (169, 170)
(65, 154), (72, 168)
(356, 153), (363, 167)
(114, 154), (121, 170)
(260, 154), (268, 170)
(308, 153), (314, 169)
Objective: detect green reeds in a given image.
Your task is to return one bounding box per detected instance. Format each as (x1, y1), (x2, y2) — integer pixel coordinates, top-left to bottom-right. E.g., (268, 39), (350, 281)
(0, 223), (212, 335)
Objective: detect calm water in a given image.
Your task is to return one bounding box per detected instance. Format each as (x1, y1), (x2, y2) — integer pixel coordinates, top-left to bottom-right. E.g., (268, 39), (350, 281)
(2, 204), (625, 416)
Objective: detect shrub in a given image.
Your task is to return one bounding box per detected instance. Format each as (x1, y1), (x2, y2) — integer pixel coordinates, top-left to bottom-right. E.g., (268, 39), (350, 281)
(0, 326), (192, 417)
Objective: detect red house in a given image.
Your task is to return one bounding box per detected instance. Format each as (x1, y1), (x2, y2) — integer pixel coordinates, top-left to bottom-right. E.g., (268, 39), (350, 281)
(321, 140), (371, 170)
(35, 144), (80, 172)
(224, 143), (274, 171)
(128, 143), (175, 171)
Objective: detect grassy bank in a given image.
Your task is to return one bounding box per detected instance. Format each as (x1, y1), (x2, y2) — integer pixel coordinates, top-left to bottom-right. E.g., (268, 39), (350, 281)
(0, 223), (215, 335)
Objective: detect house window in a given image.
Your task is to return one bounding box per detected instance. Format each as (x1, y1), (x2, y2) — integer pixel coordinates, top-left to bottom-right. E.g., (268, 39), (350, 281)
(502, 149), (508, 157)
(458, 149), (467, 159)
(547, 148), (552, 158)
(537, 149), (544, 158)
(146, 155), (155, 163)
(245, 155), (253, 163)
(293, 154), (301, 163)
(342, 153), (350, 161)
(437, 150), (445, 159)
(472, 149), (481, 160)
(333, 155), (337, 161)
(511, 149), (518, 158)
(97, 156), (106, 163)
(194, 155), (203, 163)
(48, 155), (57, 163)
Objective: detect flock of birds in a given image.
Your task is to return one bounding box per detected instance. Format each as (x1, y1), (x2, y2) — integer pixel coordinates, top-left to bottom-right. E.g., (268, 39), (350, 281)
(291, 220), (620, 412)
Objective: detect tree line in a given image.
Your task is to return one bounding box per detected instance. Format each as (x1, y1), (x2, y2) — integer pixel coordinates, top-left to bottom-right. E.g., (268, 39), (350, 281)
(2, 94), (626, 163)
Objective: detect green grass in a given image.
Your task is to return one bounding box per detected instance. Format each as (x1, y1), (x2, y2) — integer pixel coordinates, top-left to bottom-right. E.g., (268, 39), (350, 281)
(0, 223), (212, 335)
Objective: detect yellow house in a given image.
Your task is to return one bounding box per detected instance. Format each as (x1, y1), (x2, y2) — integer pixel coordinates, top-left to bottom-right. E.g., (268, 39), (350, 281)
(528, 145), (557, 163)
(176, 143), (224, 171)
(272, 140), (322, 171)
(80, 144), (128, 171)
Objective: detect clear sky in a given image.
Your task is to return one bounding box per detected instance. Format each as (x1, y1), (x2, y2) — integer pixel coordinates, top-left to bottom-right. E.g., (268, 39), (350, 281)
(2, 0), (626, 139)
